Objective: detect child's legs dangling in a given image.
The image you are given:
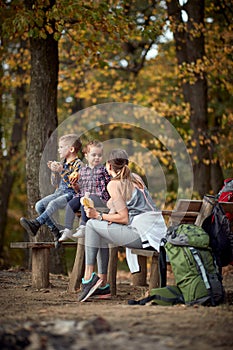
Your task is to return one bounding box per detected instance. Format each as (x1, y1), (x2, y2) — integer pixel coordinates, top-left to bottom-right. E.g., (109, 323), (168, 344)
(36, 193), (70, 228)
(35, 191), (63, 229)
(65, 197), (81, 229)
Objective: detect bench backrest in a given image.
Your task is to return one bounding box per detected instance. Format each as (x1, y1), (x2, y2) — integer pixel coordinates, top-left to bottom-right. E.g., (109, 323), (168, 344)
(174, 199), (203, 213)
(167, 199), (203, 225)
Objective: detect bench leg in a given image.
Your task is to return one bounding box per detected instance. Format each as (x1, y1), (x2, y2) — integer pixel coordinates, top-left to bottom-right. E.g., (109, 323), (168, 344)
(132, 255), (147, 286)
(31, 247), (50, 289)
(107, 246), (118, 296)
(68, 240), (85, 293)
(149, 255), (159, 290)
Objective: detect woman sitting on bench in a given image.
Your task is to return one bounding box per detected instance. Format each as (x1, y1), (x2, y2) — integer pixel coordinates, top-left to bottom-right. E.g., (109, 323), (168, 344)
(77, 148), (167, 302)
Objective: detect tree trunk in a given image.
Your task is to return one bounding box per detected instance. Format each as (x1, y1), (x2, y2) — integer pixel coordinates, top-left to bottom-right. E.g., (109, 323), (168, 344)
(25, 2), (66, 273)
(166, 0), (223, 197)
(210, 161), (224, 194)
(0, 58), (27, 259)
(26, 34), (58, 215)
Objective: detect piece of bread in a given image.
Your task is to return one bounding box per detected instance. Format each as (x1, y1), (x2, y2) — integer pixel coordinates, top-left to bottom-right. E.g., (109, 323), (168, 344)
(81, 196), (94, 208)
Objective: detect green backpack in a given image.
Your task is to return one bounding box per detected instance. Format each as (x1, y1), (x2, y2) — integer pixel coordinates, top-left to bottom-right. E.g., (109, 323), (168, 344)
(160, 224), (224, 306)
(128, 224), (224, 307)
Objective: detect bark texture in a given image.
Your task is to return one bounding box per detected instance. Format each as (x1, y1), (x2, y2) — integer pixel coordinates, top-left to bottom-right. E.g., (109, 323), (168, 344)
(25, 0), (66, 274)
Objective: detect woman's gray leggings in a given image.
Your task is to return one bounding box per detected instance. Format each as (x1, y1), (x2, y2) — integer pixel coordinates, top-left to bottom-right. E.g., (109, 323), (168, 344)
(85, 219), (143, 274)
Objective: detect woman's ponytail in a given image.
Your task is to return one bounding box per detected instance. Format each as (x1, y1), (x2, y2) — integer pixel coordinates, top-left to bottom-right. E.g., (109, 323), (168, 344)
(114, 164), (131, 181)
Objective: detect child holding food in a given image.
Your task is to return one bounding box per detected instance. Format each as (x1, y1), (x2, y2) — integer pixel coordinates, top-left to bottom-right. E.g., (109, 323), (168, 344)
(20, 134), (83, 247)
(59, 140), (110, 241)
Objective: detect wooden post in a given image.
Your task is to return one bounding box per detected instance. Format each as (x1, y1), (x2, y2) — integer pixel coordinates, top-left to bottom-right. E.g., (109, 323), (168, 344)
(132, 255), (147, 286)
(31, 247), (50, 289)
(68, 239), (85, 292)
(195, 195), (215, 226)
(107, 246), (118, 296)
(149, 254), (159, 290)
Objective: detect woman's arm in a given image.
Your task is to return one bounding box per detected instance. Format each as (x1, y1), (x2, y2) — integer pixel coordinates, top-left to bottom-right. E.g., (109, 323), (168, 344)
(85, 180), (129, 224)
(86, 206), (129, 224)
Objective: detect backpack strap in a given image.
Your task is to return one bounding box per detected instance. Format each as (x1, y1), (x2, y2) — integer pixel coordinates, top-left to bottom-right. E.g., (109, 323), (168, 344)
(151, 286), (184, 305)
(188, 247), (216, 306)
(189, 247), (211, 290)
(128, 295), (157, 305)
(204, 194), (217, 204)
(128, 286), (184, 306)
(159, 239), (167, 287)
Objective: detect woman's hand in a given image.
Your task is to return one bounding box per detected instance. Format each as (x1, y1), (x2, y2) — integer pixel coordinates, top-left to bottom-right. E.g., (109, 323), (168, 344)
(84, 207), (98, 219)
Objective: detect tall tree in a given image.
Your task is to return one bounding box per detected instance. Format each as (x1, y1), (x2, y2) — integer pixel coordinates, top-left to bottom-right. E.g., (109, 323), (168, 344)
(0, 13), (29, 259)
(166, 0), (223, 196)
(205, 0), (233, 190)
(23, 0), (65, 272)
(1, 0), (63, 271)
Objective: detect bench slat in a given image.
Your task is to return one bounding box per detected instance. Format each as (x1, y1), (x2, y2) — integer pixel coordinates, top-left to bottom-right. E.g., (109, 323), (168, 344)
(161, 210), (199, 217)
(131, 249), (159, 257)
(174, 199), (203, 212)
(219, 202), (233, 213)
(10, 242), (77, 249)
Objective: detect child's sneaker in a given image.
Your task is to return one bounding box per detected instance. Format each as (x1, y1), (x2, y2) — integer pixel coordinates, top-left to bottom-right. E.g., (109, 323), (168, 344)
(77, 273), (103, 302)
(50, 227), (62, 249)
(72, 225), (85, 238)
(59, 228), (73, 242)
(90, 284), (111, 299)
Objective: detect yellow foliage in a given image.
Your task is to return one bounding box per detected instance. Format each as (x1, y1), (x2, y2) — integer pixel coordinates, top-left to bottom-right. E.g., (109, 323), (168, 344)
(191, 140), (197, 147)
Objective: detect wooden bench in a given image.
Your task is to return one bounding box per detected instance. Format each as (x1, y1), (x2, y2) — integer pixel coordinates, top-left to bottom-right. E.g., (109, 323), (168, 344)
(10, 199), (209, 293)
(11, 198), (233, 294)
(10, 241), (80, 289)
(10, 207), (107, 291)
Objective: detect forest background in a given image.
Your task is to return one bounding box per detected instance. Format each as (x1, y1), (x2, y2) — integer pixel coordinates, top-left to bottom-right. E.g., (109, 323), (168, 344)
(0, 0), (232, 274)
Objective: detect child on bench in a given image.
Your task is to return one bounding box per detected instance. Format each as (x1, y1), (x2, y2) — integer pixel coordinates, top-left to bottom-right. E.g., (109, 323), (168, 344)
(20, 134), (82, 247)
(59, 140), (111, 241)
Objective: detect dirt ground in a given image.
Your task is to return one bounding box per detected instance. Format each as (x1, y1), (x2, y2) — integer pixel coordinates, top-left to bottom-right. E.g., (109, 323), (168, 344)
(0, 266), (233, 350)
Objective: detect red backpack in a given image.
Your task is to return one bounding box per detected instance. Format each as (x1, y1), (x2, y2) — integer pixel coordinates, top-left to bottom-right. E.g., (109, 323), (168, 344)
(217, 178), (233, 221)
